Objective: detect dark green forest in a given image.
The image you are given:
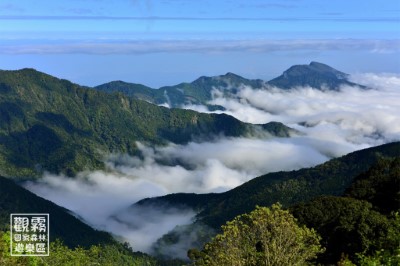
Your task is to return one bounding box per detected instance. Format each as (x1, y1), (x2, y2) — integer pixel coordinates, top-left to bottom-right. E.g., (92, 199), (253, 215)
(291, 158), (400, 264)
(186, 157), (400, 265)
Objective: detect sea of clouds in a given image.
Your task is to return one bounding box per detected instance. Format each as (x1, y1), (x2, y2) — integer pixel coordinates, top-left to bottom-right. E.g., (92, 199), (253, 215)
(23, 73), (400, 257)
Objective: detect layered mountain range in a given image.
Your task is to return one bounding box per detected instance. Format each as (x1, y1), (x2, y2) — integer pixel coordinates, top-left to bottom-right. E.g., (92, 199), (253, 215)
(95, 61), (366, 108)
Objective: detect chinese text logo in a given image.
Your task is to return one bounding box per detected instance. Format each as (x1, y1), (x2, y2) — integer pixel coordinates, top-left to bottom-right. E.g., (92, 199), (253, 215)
(10, 213), (49, 256)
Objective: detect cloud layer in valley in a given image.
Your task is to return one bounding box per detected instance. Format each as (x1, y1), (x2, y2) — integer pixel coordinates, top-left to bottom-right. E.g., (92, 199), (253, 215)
(23, 134), (333, 254)
(186, 73), (400, 146)
(23, 73), (400, 257)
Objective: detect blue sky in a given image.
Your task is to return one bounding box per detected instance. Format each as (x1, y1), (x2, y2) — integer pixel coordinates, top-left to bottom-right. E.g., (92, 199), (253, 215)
(0, 0), (399, 87)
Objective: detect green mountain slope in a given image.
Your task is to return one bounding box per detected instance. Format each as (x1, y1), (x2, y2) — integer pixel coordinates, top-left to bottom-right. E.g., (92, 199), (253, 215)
(95, 80), (164, 103)
(136, 142), (400, 228)
(290, 158), (400, 264)
(0, 68), (291, 178)
(144, 143), (400, 261)
(344, 157), (400, 214)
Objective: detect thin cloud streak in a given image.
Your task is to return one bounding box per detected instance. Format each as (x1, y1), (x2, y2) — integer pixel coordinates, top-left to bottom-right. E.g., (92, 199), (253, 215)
(0, 15), (398, 22)
(1, 39), (399, 54)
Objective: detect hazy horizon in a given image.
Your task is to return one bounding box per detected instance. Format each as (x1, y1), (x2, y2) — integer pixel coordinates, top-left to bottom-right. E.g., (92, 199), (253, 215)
(0, 0), (399, 87)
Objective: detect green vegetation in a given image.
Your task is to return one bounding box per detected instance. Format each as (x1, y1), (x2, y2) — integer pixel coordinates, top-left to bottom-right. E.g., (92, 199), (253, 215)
(291, 196), (399, 264)
(291, 157), (400, 265)
(183, 157), (400, 266)
(188, 204), (323, 266)
(0, 68), (290, 178)
(344, 157), (400, 214)
(0, 230), (159, 266)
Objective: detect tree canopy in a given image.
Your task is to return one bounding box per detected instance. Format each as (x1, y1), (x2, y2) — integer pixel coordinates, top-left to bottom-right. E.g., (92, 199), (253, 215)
(189, 204), (323, 266)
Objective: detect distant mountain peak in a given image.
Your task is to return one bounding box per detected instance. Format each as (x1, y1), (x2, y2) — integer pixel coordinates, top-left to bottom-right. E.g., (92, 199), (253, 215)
(309, 61), (331, 68)
(110, 80), (128, 84)
(308, 61), (348, 77)
(222, 72), (242, 78)
(192, 72), (245, 84)
(20, 67), (38, 72)
(268, 61), (359, 90)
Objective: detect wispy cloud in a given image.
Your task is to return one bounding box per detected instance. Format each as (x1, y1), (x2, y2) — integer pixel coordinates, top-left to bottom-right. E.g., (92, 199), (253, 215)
(1, 39), (399, 55)
(318, 12), (344, 16)
(238, 2), (299, 9)
(0, 15), (398, 22)
(0, 4), (25, 13)
(61, 8), (94, 15)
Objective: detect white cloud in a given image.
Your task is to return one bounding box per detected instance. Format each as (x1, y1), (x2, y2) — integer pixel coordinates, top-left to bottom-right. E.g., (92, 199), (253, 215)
(106, 138), (331, 193)
(108, 204), (196, 254)
(183, 73), (400, 147)
(23, 171), (195, 253)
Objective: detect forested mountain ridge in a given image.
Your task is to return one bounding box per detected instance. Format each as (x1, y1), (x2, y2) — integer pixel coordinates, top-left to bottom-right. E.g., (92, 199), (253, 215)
(136, 141), (400, 228)
(187, 158), (400, 265)
(96, 62), (366, 107)
(141, 143), (400, 264)
(96, 72), (265, 108)
(0, 68), (291, 178)
(290, 157), (400, 264)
